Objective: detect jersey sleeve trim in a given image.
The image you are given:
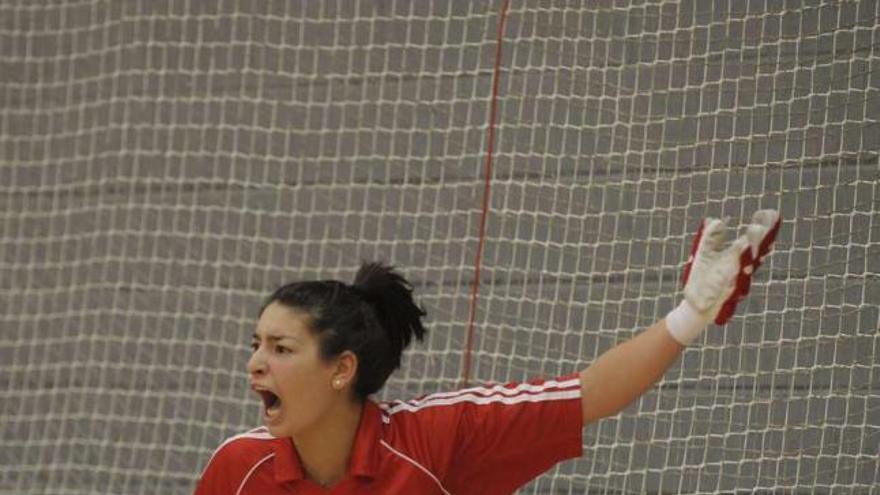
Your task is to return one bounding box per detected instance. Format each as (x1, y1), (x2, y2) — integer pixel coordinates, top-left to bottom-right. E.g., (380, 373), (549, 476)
(381, 376), (581, 418)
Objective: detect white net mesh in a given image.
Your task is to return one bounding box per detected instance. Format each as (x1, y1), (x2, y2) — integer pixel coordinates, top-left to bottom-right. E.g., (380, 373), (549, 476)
(1, 1), (878, 493)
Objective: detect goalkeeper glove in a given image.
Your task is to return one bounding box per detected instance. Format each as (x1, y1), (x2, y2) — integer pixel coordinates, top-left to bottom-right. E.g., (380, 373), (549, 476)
(665, 209), (782, 345)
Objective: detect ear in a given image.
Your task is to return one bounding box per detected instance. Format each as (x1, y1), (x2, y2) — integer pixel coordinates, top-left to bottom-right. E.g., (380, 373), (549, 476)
(331, 350), (358, 390)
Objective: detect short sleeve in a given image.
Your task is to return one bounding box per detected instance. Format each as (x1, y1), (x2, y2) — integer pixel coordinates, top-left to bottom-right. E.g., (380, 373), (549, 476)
(439, 373), (583, 494)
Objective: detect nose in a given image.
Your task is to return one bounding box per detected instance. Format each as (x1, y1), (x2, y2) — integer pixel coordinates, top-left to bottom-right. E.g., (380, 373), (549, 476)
(247, 345), (267, 376)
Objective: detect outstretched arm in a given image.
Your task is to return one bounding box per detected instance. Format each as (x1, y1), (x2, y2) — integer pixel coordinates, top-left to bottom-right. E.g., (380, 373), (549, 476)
(579, 210), (782, 426)
(579, 318), (683, 424)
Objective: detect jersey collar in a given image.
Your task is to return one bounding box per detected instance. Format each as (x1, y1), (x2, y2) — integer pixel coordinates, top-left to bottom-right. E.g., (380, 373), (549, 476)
(348, 400), (383, 478)
(272, 400), (384, 484)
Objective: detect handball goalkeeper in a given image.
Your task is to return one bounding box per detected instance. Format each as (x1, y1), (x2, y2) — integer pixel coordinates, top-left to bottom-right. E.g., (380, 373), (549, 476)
(194, 210), (781, 495)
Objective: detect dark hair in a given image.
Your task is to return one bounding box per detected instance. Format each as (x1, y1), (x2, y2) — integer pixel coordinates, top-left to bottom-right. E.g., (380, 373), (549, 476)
(259, 262), (427, 401)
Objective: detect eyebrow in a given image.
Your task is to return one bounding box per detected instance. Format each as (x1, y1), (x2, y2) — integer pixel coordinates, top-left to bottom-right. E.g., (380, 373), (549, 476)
(251, 332), (299, 342)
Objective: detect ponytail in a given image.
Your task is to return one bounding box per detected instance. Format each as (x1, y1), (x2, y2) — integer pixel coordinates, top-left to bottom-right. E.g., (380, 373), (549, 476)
(352, 262), (427, 370)
(261, 261), (427, 401)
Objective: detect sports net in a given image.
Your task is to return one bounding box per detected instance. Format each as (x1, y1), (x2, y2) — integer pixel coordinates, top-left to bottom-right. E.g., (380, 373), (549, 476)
(1, 1), (878, 493)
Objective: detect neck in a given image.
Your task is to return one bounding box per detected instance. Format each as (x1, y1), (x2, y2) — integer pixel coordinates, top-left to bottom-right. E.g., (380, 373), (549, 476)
(292, 398), (364, 488)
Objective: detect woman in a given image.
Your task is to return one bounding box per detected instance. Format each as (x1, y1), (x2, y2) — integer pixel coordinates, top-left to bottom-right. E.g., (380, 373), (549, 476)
(194, 210), (780, 494)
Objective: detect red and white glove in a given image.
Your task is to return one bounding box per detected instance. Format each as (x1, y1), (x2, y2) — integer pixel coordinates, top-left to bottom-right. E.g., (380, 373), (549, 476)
(665, 210), (782, 345)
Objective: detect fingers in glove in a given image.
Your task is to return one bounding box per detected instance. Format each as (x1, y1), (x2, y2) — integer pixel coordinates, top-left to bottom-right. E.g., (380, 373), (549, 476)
(702, 218), (728, 252)
(715, 235), (753, 324)
(751, 209), (780, 228)
(752, 210), (782, 264)
(682, 217), (729, 287)
(744, 210), (781, 268)
(681, 219), (706, 286)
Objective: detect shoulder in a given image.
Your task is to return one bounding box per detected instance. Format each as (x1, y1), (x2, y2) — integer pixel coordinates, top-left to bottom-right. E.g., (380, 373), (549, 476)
(194, 427), (278, 494)
(370, 375), (582, 487)
(374, 374), (580, 443)
(200, 426), (276, 476)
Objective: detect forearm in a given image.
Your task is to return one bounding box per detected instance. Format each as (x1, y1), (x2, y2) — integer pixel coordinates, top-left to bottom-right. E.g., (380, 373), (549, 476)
(579, 319), (684, 425)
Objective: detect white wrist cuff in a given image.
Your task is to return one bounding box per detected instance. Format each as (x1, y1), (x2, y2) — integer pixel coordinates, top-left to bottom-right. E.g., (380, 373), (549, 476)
(665, 300), (708, 346)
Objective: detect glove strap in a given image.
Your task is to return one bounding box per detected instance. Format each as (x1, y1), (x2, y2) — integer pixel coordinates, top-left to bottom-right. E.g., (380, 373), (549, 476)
(665, 300), (708, 346)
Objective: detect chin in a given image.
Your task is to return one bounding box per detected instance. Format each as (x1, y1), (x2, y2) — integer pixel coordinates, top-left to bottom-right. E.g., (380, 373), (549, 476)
(265, 421), (290, 438)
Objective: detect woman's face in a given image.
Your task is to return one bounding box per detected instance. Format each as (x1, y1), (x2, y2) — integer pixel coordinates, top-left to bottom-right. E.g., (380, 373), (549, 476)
(248, 302), (341, 437)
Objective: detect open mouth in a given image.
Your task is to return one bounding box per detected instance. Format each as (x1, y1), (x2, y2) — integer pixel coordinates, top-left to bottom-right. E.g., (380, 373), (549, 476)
(257, 390), (282, 422)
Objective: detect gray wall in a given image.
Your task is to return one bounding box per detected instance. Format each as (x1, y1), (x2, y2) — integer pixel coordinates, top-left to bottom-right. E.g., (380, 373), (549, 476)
(1, 1), (878, 493)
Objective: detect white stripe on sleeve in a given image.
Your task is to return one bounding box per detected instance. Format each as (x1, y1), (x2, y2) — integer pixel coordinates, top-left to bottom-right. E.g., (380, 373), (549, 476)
(381, 377), (581, 417)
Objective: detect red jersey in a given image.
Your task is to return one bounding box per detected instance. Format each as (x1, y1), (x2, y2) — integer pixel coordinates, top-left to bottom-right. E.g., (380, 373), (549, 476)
(194, 373), (582, 494)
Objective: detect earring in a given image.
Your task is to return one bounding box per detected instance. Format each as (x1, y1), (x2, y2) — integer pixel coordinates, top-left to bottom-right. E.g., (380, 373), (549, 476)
(334, 379), (344, 389)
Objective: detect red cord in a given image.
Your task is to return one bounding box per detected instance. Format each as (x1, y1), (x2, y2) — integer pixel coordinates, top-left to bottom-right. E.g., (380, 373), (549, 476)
(461, 0), (511, 388)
